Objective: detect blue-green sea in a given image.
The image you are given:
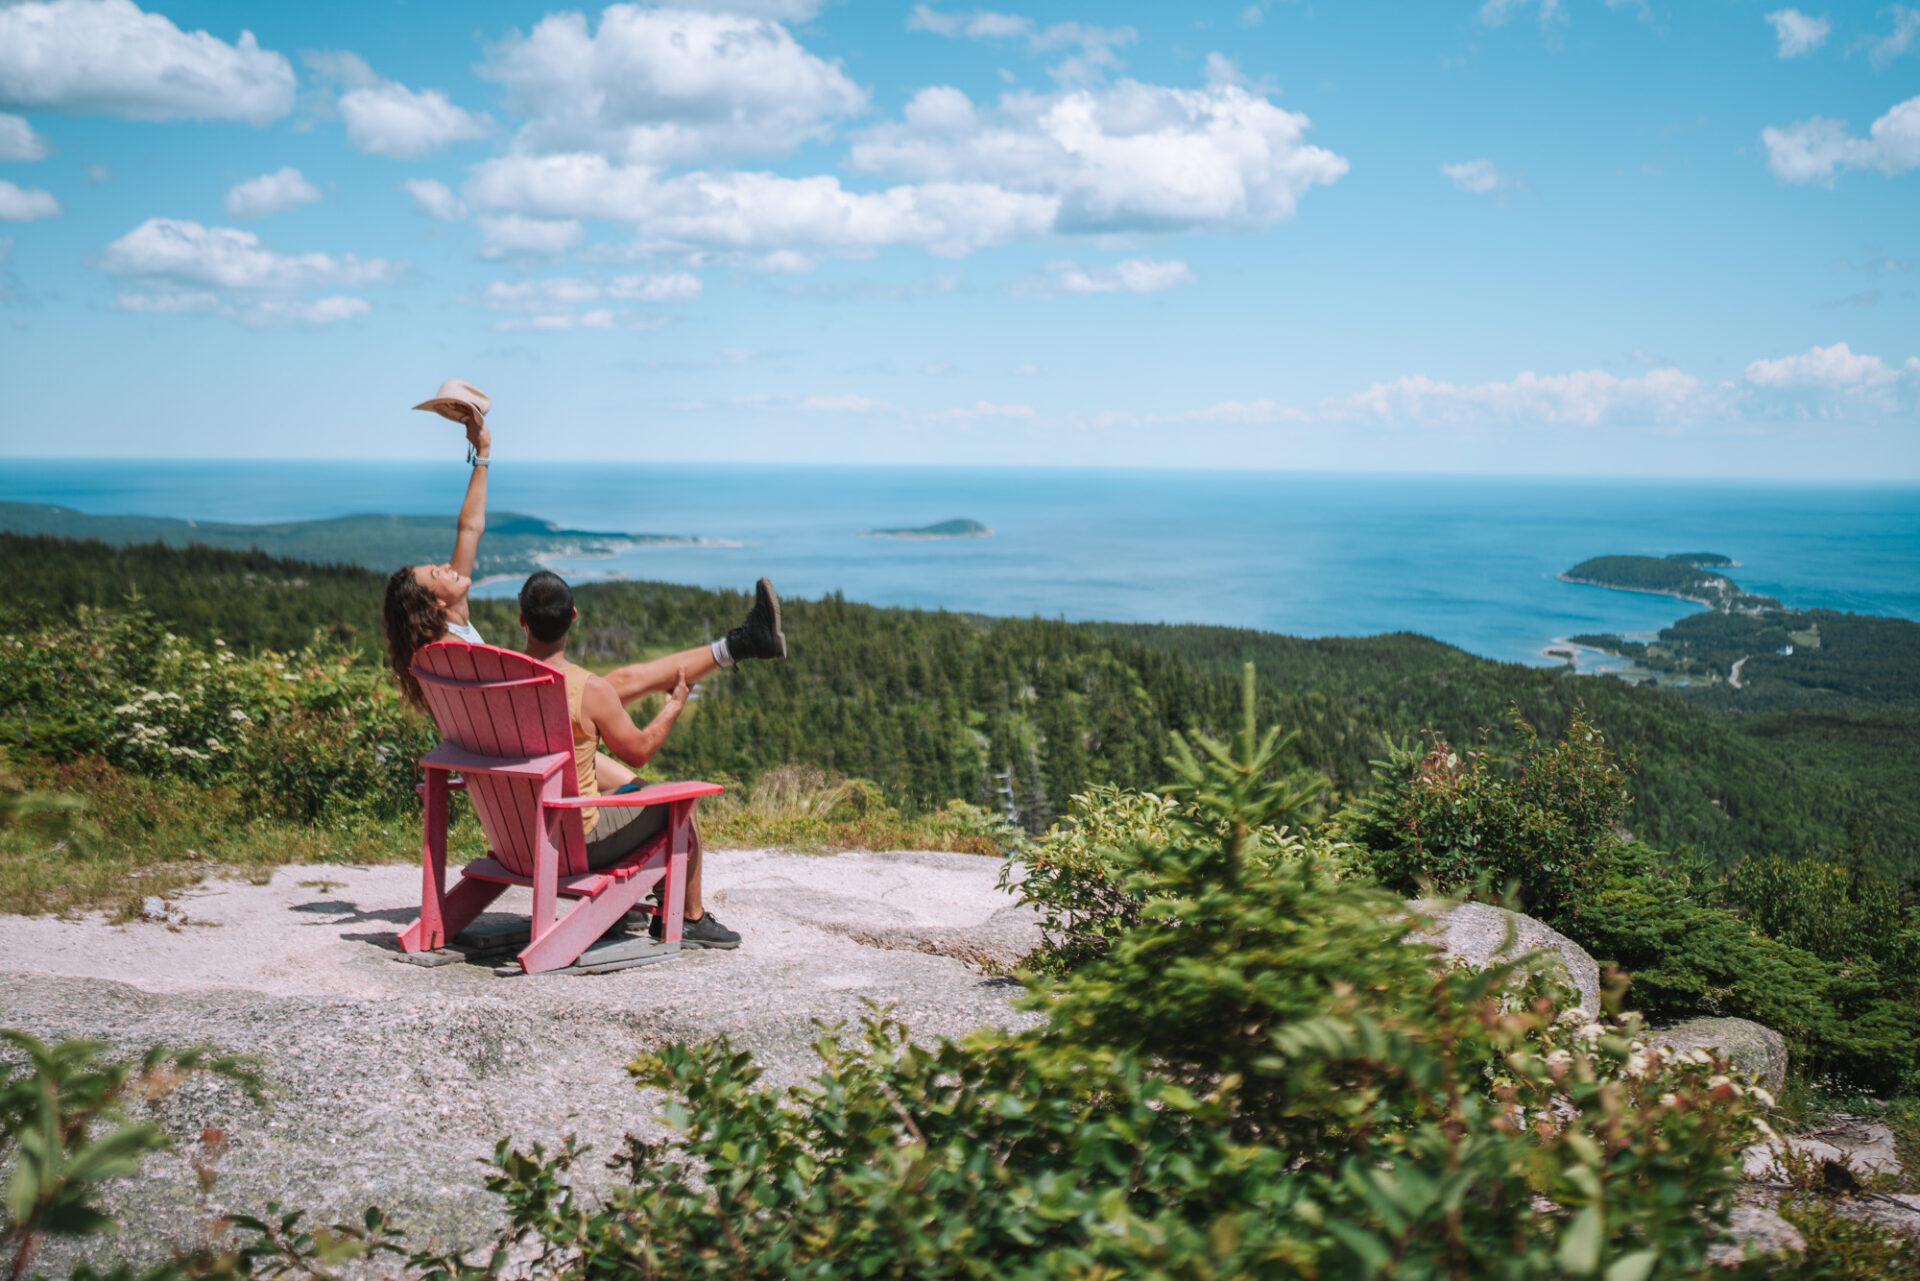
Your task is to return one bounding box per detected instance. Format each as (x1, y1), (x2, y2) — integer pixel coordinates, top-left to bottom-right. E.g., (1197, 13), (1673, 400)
(4, 461), (1915, 669)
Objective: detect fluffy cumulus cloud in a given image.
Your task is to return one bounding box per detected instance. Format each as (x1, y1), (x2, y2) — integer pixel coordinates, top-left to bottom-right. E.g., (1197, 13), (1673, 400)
(1764, 9), (1829, 58)
(402, 178), (467, 221)
(98, 217), (393, 326)
(1762, 94), (1920, 184)
(477, 271), (700, 314)
(1034, 256), (1195, 295)
(0, 0), (293, 124)
(477, 214), (585, 259)
(1334, 366), (1707, 426)
(0, 179), (61, 220)
(480, 6), (866, 164)
(1743, 341), (1918, 410)
(306, 52), (491, 159)
(465, 153), (1057, 257)
(99, 218), (395, 289)
(847, 80), (1349, 234)
(0, 114), (51, 162)
(224, 167), (320, 219)
(1442, 158), (1516, 195)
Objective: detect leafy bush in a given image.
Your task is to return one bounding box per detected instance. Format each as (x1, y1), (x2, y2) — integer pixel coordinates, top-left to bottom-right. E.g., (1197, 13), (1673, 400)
(438, 669), (1769, 1279)
(0, 610), (432, 824)
(1338, 709), (1630, 929)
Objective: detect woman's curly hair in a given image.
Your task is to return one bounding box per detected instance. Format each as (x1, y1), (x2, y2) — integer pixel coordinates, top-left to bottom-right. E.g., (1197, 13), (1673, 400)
(383, 567), (447, 712)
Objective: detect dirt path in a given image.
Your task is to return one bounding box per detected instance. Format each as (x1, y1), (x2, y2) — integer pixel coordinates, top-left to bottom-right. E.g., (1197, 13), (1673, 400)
(1730, 654), (1750, 688)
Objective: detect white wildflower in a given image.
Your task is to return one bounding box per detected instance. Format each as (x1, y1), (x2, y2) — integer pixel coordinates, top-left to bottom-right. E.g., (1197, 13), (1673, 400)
(228, 709), (249, 722)
(1624, 1051), (1651, 1077)
(1557, 1009), (1585, 1027)
(1659, 1093), (1679, 1108)
(1750, 1086), (1776, 1108)
(1575, 1023), (1604, 1043)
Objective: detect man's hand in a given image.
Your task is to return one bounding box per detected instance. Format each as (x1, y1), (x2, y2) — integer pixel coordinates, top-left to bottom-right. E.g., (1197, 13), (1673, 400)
(669, 667), (691, 707)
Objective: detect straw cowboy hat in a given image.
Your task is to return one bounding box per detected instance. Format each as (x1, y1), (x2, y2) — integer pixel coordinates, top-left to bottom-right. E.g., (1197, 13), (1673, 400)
(412, 379), (490, 424)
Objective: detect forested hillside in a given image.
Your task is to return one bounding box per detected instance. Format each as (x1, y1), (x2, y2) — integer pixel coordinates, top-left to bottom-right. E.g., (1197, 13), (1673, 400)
(3, 534), (1913, 875)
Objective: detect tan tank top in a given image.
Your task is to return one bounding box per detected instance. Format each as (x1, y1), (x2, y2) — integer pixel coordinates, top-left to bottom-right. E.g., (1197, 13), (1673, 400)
(560, 660), (600, 835)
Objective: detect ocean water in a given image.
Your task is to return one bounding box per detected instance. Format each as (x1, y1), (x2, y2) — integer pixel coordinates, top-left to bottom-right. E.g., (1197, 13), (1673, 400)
(4, 460), (1916, 668)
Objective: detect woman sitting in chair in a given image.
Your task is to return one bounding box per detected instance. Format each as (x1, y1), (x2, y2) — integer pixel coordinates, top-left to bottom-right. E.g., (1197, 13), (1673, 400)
(379, 379), (789, 775)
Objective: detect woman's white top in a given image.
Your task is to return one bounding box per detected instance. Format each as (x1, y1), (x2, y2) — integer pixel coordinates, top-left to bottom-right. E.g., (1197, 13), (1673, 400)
(445, 619), (484, 645)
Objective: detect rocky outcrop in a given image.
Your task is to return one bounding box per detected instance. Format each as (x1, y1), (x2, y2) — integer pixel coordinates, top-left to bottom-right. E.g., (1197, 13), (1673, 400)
(1407, 900), (1601, 1015)
(1653, 1017), (1789, 1094)
(0, 848), (1038, 1271)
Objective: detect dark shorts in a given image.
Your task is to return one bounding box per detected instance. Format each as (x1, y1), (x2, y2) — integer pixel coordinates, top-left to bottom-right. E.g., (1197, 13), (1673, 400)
(581, 799), (670, 870)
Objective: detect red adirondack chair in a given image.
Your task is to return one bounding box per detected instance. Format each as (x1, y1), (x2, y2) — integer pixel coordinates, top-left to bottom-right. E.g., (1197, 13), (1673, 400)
(395, 640), (722, 974)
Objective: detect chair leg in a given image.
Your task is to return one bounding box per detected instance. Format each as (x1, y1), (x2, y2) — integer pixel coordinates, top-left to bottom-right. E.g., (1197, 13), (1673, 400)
(398, 769), (452, 953)
(659, 801), (694, 946)
(517, 879), (649, 974)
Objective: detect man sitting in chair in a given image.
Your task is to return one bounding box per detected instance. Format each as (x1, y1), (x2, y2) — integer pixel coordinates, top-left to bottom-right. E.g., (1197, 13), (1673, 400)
(516, 569), (743, 950)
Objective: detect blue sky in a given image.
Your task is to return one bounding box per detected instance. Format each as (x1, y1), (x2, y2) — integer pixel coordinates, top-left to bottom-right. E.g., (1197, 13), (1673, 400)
(0, 0), (1915, 476)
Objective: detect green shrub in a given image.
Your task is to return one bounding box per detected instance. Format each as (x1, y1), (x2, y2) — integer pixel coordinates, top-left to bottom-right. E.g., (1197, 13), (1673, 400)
(436, 668), (1767, 1279)
(1338, 710), (1630, 930)
(0, 611), (430, 822)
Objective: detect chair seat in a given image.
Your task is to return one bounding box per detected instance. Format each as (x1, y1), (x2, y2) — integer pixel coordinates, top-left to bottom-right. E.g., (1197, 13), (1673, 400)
(459, 829), (670, 899)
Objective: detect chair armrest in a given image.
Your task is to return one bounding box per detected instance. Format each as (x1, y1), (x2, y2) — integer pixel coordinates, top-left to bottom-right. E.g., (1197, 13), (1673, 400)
(415, 777), (468, 795)
(542, 781), (725, 810)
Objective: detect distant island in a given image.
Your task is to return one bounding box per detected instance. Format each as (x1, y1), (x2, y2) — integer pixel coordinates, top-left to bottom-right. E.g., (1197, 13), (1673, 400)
(0, 501), (688, 578)
(1558, 554), (1778, 613)
(859, 518), (994, 540)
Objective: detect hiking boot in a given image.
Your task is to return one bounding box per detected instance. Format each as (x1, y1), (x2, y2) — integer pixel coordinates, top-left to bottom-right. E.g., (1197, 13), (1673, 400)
(724, 577), (787, 662)
(650, 909), (742, 949)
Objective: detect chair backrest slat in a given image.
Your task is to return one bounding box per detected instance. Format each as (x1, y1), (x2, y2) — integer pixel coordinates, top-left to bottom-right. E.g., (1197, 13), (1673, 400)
(411, 642), (586, 877)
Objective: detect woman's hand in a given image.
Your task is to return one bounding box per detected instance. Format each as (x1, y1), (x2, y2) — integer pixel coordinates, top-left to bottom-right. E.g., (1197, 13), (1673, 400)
(465, 413), (491, 460)
(669, 667), (691, 708)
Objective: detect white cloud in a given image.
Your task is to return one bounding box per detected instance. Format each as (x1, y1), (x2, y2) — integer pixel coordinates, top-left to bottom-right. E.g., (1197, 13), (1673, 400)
(466, 153), (1057, 257)
(611, 271), (702, 301)
(1764, 9), (1829, 58)
(1744, 341), (1906, 393)
(939, 399), (1036, 419)
(477, 271), (700, 312)
(1442, 158), (1515, 195)
(98, 218), (397, 290)
(1762, 94), (1920, 183)
(0, 114), (51, 162)
(906, 5), (1137, 82)
(803, 393), (892, 412)
(402, 178), (467, 221)
(306, 52), (491, 159)
(1036, 256), (1195, 295)
(0, 179), (60, 220)
(1334, 366), (1707, 425)
(224, 167), (320, 219)
(1868, 6), (1919, 68)
(0, 0), (293, 124)
(235, 295), (370, 327)
(477, 214), (585, 259)
(481, 6), (866, 163)
(111, 289), (368, 327)
(848, 80), (1348, 234)
(111, 289), (219, 313)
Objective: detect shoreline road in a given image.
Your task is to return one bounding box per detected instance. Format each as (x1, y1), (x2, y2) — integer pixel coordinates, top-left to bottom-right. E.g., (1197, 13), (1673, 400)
(1730, 655), (1750, 689)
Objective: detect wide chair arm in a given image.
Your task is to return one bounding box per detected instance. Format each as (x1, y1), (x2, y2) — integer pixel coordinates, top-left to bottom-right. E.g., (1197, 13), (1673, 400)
(541, 780), (725, 811)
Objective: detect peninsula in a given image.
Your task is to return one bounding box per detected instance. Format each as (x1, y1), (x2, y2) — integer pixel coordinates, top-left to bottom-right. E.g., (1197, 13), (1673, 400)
(859, 518), (994, 540)
(1558, 553), (1778, 613)
(0, 501), (688, 579)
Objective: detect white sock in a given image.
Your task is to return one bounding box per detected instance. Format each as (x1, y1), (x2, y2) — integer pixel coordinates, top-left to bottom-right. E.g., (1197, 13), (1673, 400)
(711, 637), (734, 668)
